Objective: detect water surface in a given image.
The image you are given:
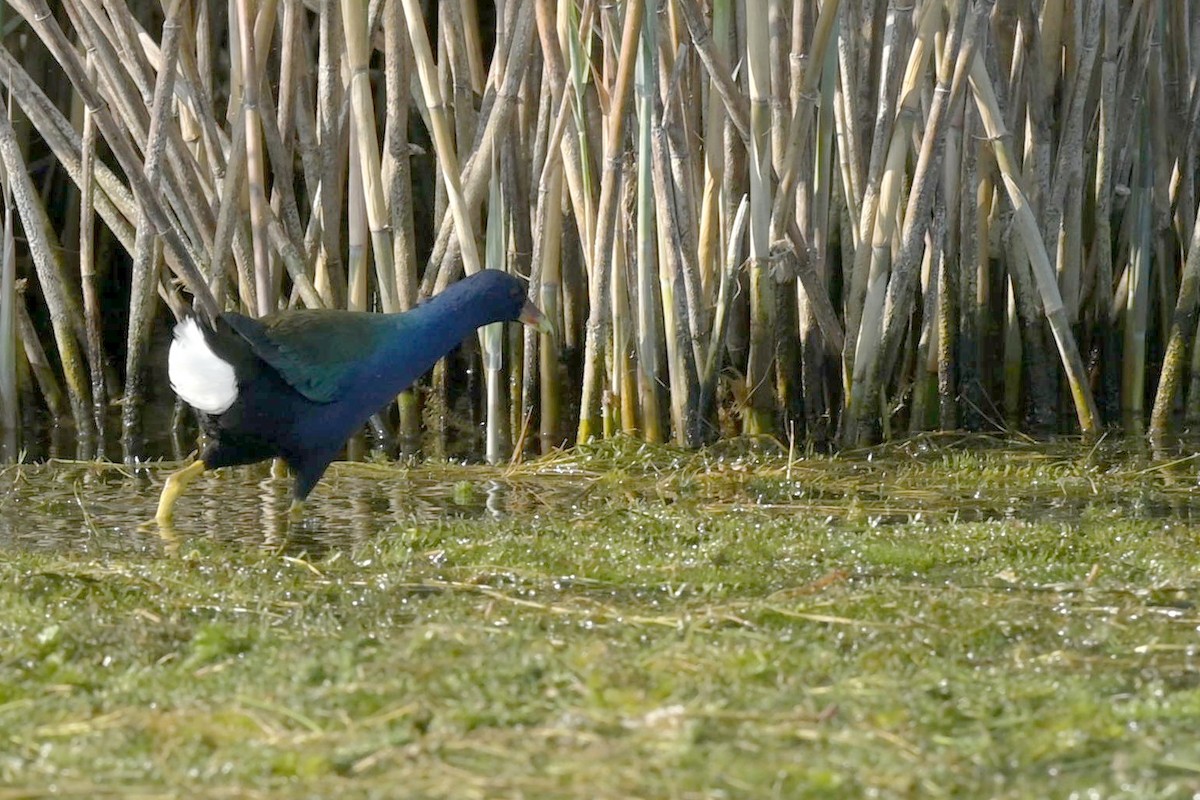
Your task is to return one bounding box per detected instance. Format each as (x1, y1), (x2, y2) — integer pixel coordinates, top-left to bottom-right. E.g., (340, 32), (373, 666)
(5, 434), (1200, 556)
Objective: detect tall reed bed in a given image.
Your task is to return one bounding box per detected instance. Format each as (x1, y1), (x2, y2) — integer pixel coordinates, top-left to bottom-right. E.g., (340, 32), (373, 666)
(0, 0), (1198, 461)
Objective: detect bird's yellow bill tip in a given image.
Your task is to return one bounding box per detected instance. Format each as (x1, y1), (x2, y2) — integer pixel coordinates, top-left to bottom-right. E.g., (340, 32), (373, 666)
(519, 299), (554, 336)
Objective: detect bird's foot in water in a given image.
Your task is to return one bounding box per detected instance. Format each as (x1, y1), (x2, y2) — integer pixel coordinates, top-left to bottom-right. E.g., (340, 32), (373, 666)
(287, 499), (307, 523)
(155, 459), (206, 527)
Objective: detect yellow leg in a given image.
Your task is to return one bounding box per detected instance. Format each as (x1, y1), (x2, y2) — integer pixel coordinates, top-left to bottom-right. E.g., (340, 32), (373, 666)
(155, 459), (206, 526)
(287, 499), (307, 522)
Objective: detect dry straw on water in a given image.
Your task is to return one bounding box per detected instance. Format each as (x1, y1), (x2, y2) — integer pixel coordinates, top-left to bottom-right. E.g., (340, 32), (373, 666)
(0, 0), (1198, 460)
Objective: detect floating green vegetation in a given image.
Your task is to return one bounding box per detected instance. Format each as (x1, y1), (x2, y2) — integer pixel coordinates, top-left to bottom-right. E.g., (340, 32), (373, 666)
(1, 437), (1200, 797)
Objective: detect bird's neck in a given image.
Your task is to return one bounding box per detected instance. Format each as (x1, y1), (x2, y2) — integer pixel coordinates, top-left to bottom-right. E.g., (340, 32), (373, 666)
(367, 283), (499, 397)
(391, 282), (500, 347)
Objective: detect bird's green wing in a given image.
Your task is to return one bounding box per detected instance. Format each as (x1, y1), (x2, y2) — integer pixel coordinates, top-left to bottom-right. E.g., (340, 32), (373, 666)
(222, 310), (392, 403)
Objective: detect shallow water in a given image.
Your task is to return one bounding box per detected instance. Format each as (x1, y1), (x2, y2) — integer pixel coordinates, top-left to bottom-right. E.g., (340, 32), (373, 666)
(4, 435), (1200, 556)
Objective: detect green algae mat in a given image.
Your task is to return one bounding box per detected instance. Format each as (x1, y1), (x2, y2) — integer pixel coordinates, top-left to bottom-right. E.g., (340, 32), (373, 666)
(1, 436), (1199, 798)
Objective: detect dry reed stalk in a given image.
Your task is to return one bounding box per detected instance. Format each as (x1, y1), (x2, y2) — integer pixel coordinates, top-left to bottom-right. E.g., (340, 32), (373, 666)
(850, 0), (979, 443)
(843, 0), (934, 443)
(611, 218), (639, 437)
(659, 37), (706, 384)
(1044, 0), (1101, 326)
(602, 4), (626, 440)
(500, 116), (536, 448)
(401, 0), (515, 460)
(528, 0), (595, 296)
(576, 0), (643, 443)
(841, 0), (906, 405)
(0, 113), (91, 432)
(15, 296), (66, 420)
(649, 7), (702, 443)
(1152, 197), (1200, 432)
(422, 0), (539, 297)
(485, 156), (511, 461)
(234, 0), (273, 316)
(346, 124), (369, 310)
(345, 0), (400, 311)
(1123, 133), (1153, 429)
(742, 0), (777, 435)
(694, 0), (734, 305)
(937, 48), (966, 432)
(699, 196), (749, 427)
(444, 1), (480, 181)
(383, 0), (419, 348)
(12, 0), (218, 317)
(833, 1), (864, 234)
(635, 48), (665, 444)
(676, 0), (749, 144)
(0, 45), (137, 249)
(768, 0), (839, 242)
(529, 78), (567, 451)
(1, 0), (1197, 460)
(0, 172), (15, 443)
(958, 105), (985, 430)
(123, 0), (186, 453)
(799, 28), (837, 438)
(967, 48), (1098, 434)
(536, 167), (565, 451)
(78, 55), (107, 450)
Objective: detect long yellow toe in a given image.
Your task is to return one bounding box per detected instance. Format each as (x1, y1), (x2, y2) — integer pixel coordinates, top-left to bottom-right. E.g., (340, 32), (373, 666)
(155, 459), (206, 526)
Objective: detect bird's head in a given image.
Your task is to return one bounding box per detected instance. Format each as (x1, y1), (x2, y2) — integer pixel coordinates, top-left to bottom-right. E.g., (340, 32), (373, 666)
(463, 270), (553, 335)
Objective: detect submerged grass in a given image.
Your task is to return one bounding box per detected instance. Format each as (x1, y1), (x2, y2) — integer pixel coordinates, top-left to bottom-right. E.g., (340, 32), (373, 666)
(2, 437), (1200, 797)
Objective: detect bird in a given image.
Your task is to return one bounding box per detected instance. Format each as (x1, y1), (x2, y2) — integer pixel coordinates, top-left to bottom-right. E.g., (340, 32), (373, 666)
(155, 269), (552, 525)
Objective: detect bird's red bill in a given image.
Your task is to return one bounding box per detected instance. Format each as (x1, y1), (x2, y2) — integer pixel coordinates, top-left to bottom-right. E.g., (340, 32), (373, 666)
(519, 299), (553, 335)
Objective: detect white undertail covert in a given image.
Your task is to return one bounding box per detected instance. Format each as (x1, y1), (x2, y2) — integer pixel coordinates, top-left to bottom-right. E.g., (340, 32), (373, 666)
(168, 317), (238, 414)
